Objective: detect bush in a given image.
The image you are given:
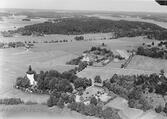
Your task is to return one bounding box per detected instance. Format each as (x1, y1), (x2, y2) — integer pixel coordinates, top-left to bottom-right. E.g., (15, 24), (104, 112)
(24, 101), (38, 105)
(0, 98), (23, 105)
(94, 75), (102, 83)
(75, 36), (84, 41)
(102, 107), (121, 119)
(155, 105), (163, 113)
(90, 97), (98, 105)
(16, 76), (30, 88)
(47, 95), (59, 107)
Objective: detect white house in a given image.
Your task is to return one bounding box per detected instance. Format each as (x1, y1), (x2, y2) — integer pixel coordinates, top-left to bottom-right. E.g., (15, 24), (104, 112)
(75, 95), (81, 102)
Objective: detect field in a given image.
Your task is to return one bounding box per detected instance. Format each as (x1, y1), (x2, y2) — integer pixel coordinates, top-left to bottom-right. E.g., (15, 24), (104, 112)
(0, 104), (98, 119)
(127, 55), (167, 73)
(0, 15), (49, 31)
(77, 66), (155, 82)
(104, 97), (166, 119)
(1, 9), (167, 119)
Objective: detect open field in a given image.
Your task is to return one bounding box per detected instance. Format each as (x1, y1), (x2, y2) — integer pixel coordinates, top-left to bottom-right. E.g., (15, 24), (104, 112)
(0, 33), (114, 43)
(77, 66), (156, 81)
(0, 105), (98, 119)
(127, 55), (167, 73)
(0, 15), (49, 31)
(104, 97), (167, 119)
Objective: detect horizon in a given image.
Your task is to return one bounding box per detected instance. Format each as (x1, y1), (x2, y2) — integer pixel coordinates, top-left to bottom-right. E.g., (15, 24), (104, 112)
(1, 0), (167, 13)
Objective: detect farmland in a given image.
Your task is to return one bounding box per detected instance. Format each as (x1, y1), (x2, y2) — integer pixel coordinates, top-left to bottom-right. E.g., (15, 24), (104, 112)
(1, 10), (167, 119)
(0, 35), (165, 101)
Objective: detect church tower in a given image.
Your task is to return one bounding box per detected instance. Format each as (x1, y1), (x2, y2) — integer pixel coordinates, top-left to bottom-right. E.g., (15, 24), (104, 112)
(26, 65), (37, 86)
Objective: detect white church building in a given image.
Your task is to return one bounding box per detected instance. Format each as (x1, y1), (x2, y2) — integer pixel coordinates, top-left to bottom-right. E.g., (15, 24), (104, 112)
(26, 65), (37, 86)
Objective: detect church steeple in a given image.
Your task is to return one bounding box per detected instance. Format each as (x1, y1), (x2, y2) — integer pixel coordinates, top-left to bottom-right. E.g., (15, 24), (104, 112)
(26, 65), (34, 74)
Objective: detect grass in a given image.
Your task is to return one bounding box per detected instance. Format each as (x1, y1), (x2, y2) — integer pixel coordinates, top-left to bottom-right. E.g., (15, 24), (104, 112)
(77, 66), (155, 82)
(127, 55), (167, 73)
(24, 101), (38, 105)
(0, 104), (98, 119)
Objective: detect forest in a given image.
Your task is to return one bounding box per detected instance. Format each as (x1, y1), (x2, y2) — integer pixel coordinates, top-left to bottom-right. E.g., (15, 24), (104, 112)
(12, 17), (167, 40)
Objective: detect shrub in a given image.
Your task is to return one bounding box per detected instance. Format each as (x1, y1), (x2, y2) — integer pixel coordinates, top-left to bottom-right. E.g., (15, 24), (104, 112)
(24, 101), (38, 105)
(90, 97), (98, 105)
(47, 95), (59, 107)
(0, 98), (23, 105)
(102, 107), (121, 119)
(155, 105), (163, 113)
(16, 76), (30, 88)
(94, 75), (102, 84)
(75, 36), (84, 41)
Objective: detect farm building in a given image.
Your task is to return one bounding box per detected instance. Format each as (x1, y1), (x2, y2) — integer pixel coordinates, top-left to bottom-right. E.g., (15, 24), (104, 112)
(116, 49), (130, 60)
(82, 53), (96, 62)
(82, 86), (112, 103)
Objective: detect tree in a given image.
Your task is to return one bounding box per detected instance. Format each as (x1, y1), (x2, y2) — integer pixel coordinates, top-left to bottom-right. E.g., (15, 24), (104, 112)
(37, 74), (44, 90)
(49, 78), (58, 90)
(128, 87), (142, 100)
(155, 105), (163, 113)
(163, 103), (167, 113)
(90, 97), (98, 105)
(47, 95), (59, 107)
(55, 79), (73, 93)
(84, 104), (96, 116)
(102, 107), (121, 119)
(76, 102), (85, 113)
(74, 78), (91, 89)
(16, 76), (30, 88)
(137, 46), (144, 55)
(57, 98), (64, 109)
(75, 36), (84, 41)
(62, 71), (77, 83)
(94, 75), (102, 83)
(68, 94), (75, 103)
(160, 69), (165, 76)
(16, 77), (24, 87)
(68, 102), (78, 111)
(78, 61), (87, 72)
(128, 99), (136, 108)
(61, 93), (69, 103)
(152, 42), (154, 46)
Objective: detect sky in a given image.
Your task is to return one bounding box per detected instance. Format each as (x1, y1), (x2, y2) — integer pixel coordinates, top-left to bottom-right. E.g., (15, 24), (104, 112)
(0, 0), (167, 12)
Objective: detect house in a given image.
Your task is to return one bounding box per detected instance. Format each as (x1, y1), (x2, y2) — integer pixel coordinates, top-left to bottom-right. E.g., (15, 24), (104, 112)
(82, 53), (96, 64)
(116, 50), (130, 60)
(3, 44), (9, 48)
(82, 86), (104, 100)
(84, 100), (90, 105)
(75, 95), (81, 102)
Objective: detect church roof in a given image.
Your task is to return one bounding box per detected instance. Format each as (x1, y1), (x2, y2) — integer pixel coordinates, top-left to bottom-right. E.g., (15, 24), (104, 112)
(26, 70), (34, 74)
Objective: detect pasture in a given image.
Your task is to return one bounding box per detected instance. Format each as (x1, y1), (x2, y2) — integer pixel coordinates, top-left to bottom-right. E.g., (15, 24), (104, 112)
(127, 55), (167, 73)
(0, 104), (98, 119)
